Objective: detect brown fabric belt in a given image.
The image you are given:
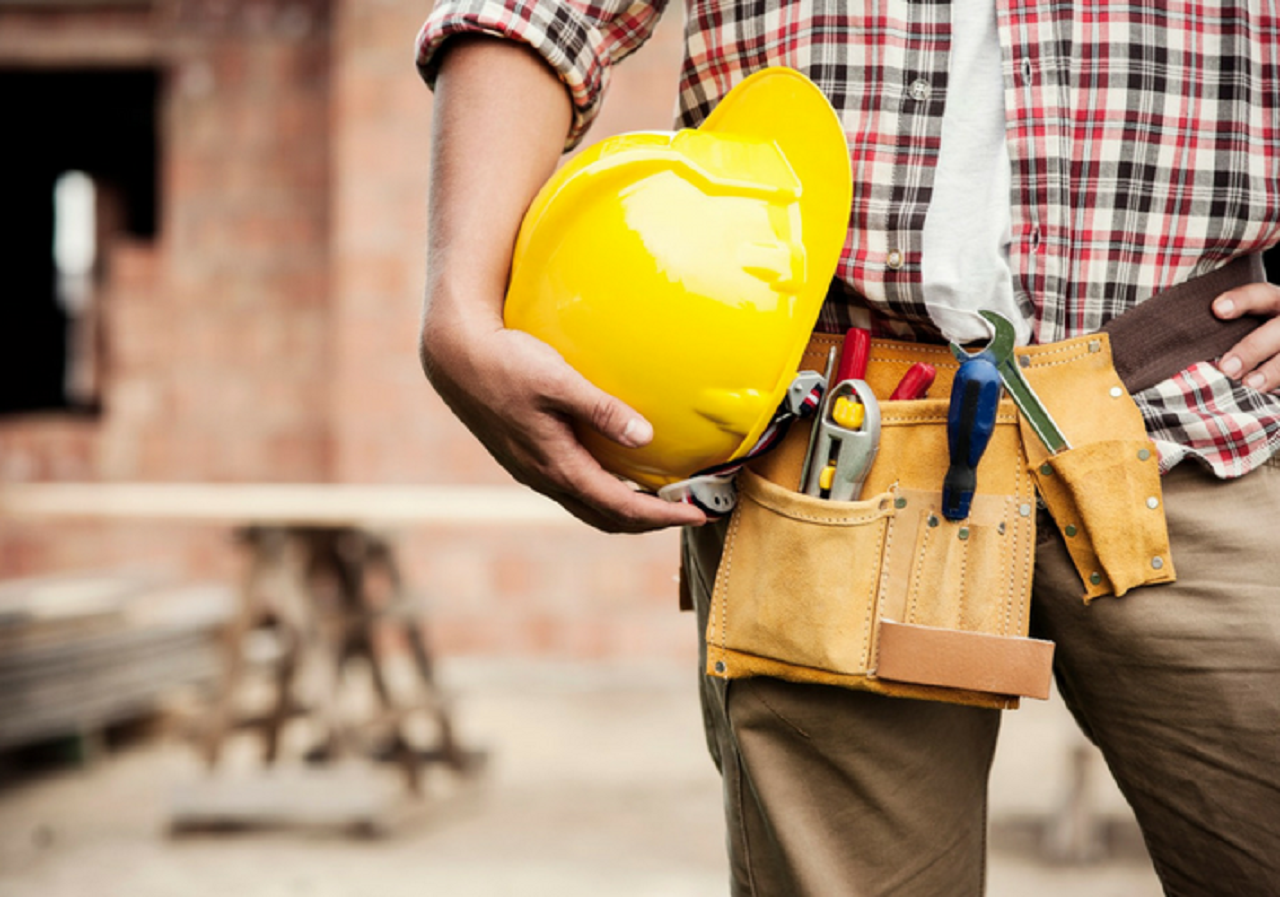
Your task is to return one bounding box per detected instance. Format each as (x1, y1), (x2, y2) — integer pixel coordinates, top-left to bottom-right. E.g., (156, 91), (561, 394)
(1101, 254), (1268, 394)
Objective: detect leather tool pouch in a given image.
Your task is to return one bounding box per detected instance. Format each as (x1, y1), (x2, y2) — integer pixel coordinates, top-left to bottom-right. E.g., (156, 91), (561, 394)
(1016, 334), (1177, 601)
(704, 333), (1175, 710)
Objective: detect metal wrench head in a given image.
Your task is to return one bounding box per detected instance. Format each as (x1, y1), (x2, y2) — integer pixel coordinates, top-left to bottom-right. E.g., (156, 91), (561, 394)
(950, 310), (1015, 366)
(948, 310), (1072, 454)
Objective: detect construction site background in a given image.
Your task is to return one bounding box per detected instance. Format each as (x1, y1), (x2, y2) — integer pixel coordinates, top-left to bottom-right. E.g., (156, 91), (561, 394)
(0, 0), (688, 664)
(1, 2), (1170, 893)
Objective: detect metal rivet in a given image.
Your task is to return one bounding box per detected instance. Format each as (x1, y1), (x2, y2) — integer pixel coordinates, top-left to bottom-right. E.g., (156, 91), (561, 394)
(1019, 503), (1032, 517)
(1018, 354), (1032, 368)
(1146, 497), (1160, 510)
(1065, 524), (1077, 537)
(1088, 339), (1102, 354)
(895, 497), (908, 509)
(714, 661), (726, 674)
(958, 527), (970, 540)
(1152, 556), (1164, 570)
(1039, 464), (1053, 476)
(908, 78), (932, 102)
(886, 249), (904, 270)
(927, 514), (940, 528)
(1089, 572), (1102, 585)
(1110, 386), (1124, 398)
(1138, 448), (1152, 461)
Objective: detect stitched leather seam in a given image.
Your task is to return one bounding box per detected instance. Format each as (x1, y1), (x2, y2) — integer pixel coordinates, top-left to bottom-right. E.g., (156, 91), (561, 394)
(880, 410), (1020, 425)
(741, 472), (892, 524)
(715, 508), (742, 654)
(1020, 342), (1095, 365)
(1000, 497), (1013, 638)
(1015, 461), (1032, 636)
(860, 520), (881, 671)
(908, 520), (932, 625)
(872, 500), (898, 675)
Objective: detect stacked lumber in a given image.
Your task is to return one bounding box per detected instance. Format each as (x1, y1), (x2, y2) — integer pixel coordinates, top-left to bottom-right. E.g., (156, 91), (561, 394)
(0, 573), (234, 750)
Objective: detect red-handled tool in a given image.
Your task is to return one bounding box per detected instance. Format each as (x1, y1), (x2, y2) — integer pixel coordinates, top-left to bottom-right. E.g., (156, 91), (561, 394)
(889, 363), (937, 400)
(836, 327), (872, 383)
(801, 327), (881, 501)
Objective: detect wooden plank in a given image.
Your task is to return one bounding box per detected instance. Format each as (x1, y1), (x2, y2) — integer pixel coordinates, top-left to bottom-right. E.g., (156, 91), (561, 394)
(0, 483), (579, 527)
(0, 580), (233, 749)
(0, 572), (164, 649)
(0, 580), (231, 653)
(0, 640), (222, 746)
(0, 570), (157, 616)
(168, 767), (409, 837)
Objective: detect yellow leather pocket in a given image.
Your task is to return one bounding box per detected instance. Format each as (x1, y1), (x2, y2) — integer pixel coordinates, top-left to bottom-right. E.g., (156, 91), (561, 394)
(1034, 439), (1175, 600)
(706, 469), (892, 677)
(706, 361), (1054, 710)
(1016, 335), (1176, 601)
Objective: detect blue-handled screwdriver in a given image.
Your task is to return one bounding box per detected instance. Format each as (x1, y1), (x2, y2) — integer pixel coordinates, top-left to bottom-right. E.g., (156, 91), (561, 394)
(942, 357), (1002, 521)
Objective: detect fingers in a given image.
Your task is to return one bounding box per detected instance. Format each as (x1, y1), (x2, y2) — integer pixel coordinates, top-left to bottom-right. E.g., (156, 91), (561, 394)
(553, 478), (709, 534)
(423, 326), (707, 533)
(538, 359), (654, 449)
(1214, 283), (1280, 392)
(511, 429), (706, 533)
(526, 357), (711, 530)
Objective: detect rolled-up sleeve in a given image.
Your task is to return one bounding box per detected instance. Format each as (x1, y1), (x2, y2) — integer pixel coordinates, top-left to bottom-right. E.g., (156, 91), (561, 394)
(416, 0), (669, 149)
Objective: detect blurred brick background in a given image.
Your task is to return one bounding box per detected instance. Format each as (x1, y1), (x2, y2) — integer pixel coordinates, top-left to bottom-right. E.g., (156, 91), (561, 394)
(0, 0), (694, 662)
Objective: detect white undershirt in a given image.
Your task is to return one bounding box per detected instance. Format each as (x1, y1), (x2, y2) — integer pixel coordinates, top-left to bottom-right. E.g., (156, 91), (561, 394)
(920, 0), (1031, 346)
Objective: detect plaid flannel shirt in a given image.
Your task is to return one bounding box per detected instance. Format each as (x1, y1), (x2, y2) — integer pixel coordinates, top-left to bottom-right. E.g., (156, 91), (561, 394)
(417, 0), (1280, 478)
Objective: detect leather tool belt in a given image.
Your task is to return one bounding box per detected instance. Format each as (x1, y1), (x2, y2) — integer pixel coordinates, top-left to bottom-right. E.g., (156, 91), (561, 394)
(702, 255), (1265, 710)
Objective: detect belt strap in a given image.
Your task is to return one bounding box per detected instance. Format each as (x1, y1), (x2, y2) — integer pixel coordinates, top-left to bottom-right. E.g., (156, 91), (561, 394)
(1101, 254), (1268, 394)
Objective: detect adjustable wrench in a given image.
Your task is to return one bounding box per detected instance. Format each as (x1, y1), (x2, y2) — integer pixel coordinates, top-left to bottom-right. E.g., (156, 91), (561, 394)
(949, 311), (1072, 455)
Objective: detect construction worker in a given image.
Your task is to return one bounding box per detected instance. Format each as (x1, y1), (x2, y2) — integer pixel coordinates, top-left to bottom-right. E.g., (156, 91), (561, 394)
(414, 3), (1280, 894)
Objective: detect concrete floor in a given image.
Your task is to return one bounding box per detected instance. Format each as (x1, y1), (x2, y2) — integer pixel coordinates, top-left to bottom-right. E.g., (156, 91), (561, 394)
(0, 659), (1163, 896)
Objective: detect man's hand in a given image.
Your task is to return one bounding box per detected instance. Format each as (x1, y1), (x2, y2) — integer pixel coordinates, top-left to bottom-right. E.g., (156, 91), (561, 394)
(1214, 282), (1280, 393)
(421, 37), (705, 533)
(420, 307), (706, 534)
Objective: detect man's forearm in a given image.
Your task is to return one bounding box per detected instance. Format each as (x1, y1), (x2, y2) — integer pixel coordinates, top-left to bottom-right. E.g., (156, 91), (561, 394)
(423, 36), (572, 348)
(418, 35), (706, 532)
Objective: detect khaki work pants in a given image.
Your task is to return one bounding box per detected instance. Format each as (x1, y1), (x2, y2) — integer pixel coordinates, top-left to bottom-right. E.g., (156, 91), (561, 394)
(683, 458), (1280, 896)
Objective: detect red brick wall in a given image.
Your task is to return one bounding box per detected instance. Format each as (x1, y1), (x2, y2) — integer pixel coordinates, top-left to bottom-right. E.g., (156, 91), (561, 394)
(328, 1), (690, 661)
(0, 0), (694, 662)
(1, 0), (336, 580)
(159, 0), (334, 483)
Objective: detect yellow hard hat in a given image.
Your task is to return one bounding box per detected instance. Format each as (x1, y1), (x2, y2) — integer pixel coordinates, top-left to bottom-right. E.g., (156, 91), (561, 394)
(505, 67), (852, 491)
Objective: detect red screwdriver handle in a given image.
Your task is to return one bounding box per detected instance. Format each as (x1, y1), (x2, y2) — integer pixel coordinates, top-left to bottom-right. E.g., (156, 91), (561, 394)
(836, 328), (872, 384)
(889, 362), (937, 400)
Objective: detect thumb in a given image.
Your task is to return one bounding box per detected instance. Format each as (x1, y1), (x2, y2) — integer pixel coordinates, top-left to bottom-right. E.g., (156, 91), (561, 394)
(555, 371), (654, 449)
